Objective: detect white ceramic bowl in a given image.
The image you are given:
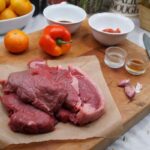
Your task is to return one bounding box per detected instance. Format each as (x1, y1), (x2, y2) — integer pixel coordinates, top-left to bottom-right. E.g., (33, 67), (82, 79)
(88, 12), (135, 46)
(0, 5), (35, 35)
(43, 3), (87, 34)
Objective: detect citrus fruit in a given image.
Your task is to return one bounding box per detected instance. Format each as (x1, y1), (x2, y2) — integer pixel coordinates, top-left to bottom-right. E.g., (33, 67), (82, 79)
(0, 7), (17, 20)
(0, 0), (6, 13)
(4, 29), (29, 54)
(10, 0), (32, 16)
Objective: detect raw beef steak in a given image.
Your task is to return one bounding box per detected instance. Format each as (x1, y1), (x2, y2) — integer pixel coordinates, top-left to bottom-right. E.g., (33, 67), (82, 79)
(1, 61), (105, 134)
(3, 66), (67, 114)
(1, 94), (55, 134)
(56, 66), (105, 125)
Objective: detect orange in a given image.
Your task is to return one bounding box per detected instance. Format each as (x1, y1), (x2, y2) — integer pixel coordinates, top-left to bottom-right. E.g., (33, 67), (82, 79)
(4, 29), (29, 54)
(0, 7), (17, 20)
(10, 0), (32, 16)
(0, 0), (6, 13)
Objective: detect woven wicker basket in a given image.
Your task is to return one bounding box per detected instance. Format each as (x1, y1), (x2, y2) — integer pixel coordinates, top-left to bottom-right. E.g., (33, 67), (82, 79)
(68, 0), (104, 14)
(139, 4), (150, 31)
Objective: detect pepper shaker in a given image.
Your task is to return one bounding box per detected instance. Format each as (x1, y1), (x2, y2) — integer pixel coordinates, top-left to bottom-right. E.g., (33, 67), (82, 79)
(30, 0), (40, 16)
(30, 0), (48, 16)
(40, 0), (48, 13)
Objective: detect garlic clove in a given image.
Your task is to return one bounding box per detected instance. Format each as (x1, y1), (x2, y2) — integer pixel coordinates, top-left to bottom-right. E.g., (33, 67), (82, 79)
(124, 84), (135, 99)
(118, 79), (130, 88)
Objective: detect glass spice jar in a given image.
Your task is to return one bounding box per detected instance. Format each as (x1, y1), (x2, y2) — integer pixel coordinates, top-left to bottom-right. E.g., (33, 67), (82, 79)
(125, 53), (149, 75)
(104, 47), (127, 69)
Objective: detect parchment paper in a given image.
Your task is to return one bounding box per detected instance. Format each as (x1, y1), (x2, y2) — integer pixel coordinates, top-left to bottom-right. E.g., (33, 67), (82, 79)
(0, 56), (122, 149)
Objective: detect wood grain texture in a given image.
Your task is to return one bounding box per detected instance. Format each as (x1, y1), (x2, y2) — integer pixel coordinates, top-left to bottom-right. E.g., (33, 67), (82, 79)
(0, 20), (150, 150)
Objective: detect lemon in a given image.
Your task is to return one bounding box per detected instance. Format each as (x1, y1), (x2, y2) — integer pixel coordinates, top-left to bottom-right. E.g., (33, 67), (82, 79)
(0, 0), (6, 13)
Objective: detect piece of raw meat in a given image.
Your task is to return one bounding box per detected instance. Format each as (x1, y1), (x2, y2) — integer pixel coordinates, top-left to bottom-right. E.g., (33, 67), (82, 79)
(3, 67), (67, 114)
(1, 62), (105, 132)
(56, 108), (70, 123)
(68, 67), (105, 125)
(1, 94), (56, 134)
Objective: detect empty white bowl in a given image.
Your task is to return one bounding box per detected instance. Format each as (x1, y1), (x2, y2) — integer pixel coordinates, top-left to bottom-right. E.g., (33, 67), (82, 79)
(88, 12), (135, 46)
(0, 5), (35, 35)
(43, 3), (87, 34)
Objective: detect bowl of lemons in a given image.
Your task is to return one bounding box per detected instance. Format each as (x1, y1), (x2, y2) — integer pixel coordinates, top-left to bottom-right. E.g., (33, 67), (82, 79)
(0, 0), (35, 35)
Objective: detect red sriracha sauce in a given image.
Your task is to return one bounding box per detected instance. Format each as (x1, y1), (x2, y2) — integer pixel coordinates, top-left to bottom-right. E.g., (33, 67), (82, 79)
(102, 28), (121, 33)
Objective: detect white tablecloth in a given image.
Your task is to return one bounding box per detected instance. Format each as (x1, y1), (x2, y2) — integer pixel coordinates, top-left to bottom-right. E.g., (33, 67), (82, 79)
(0, 14), (150, 150)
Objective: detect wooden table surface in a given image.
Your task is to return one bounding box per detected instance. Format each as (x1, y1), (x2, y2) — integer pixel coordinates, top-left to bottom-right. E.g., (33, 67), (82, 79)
(0, 21), (150, 150)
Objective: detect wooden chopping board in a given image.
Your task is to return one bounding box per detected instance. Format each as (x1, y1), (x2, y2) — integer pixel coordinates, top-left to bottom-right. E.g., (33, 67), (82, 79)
(0, 21), (150, 150)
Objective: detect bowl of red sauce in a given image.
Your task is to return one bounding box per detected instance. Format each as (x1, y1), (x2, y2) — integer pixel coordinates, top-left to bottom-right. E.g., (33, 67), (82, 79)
(88, 13), (135, 46)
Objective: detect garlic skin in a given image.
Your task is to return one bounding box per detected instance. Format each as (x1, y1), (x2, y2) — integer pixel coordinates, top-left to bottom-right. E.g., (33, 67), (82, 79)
(135, 82), (143, 94)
